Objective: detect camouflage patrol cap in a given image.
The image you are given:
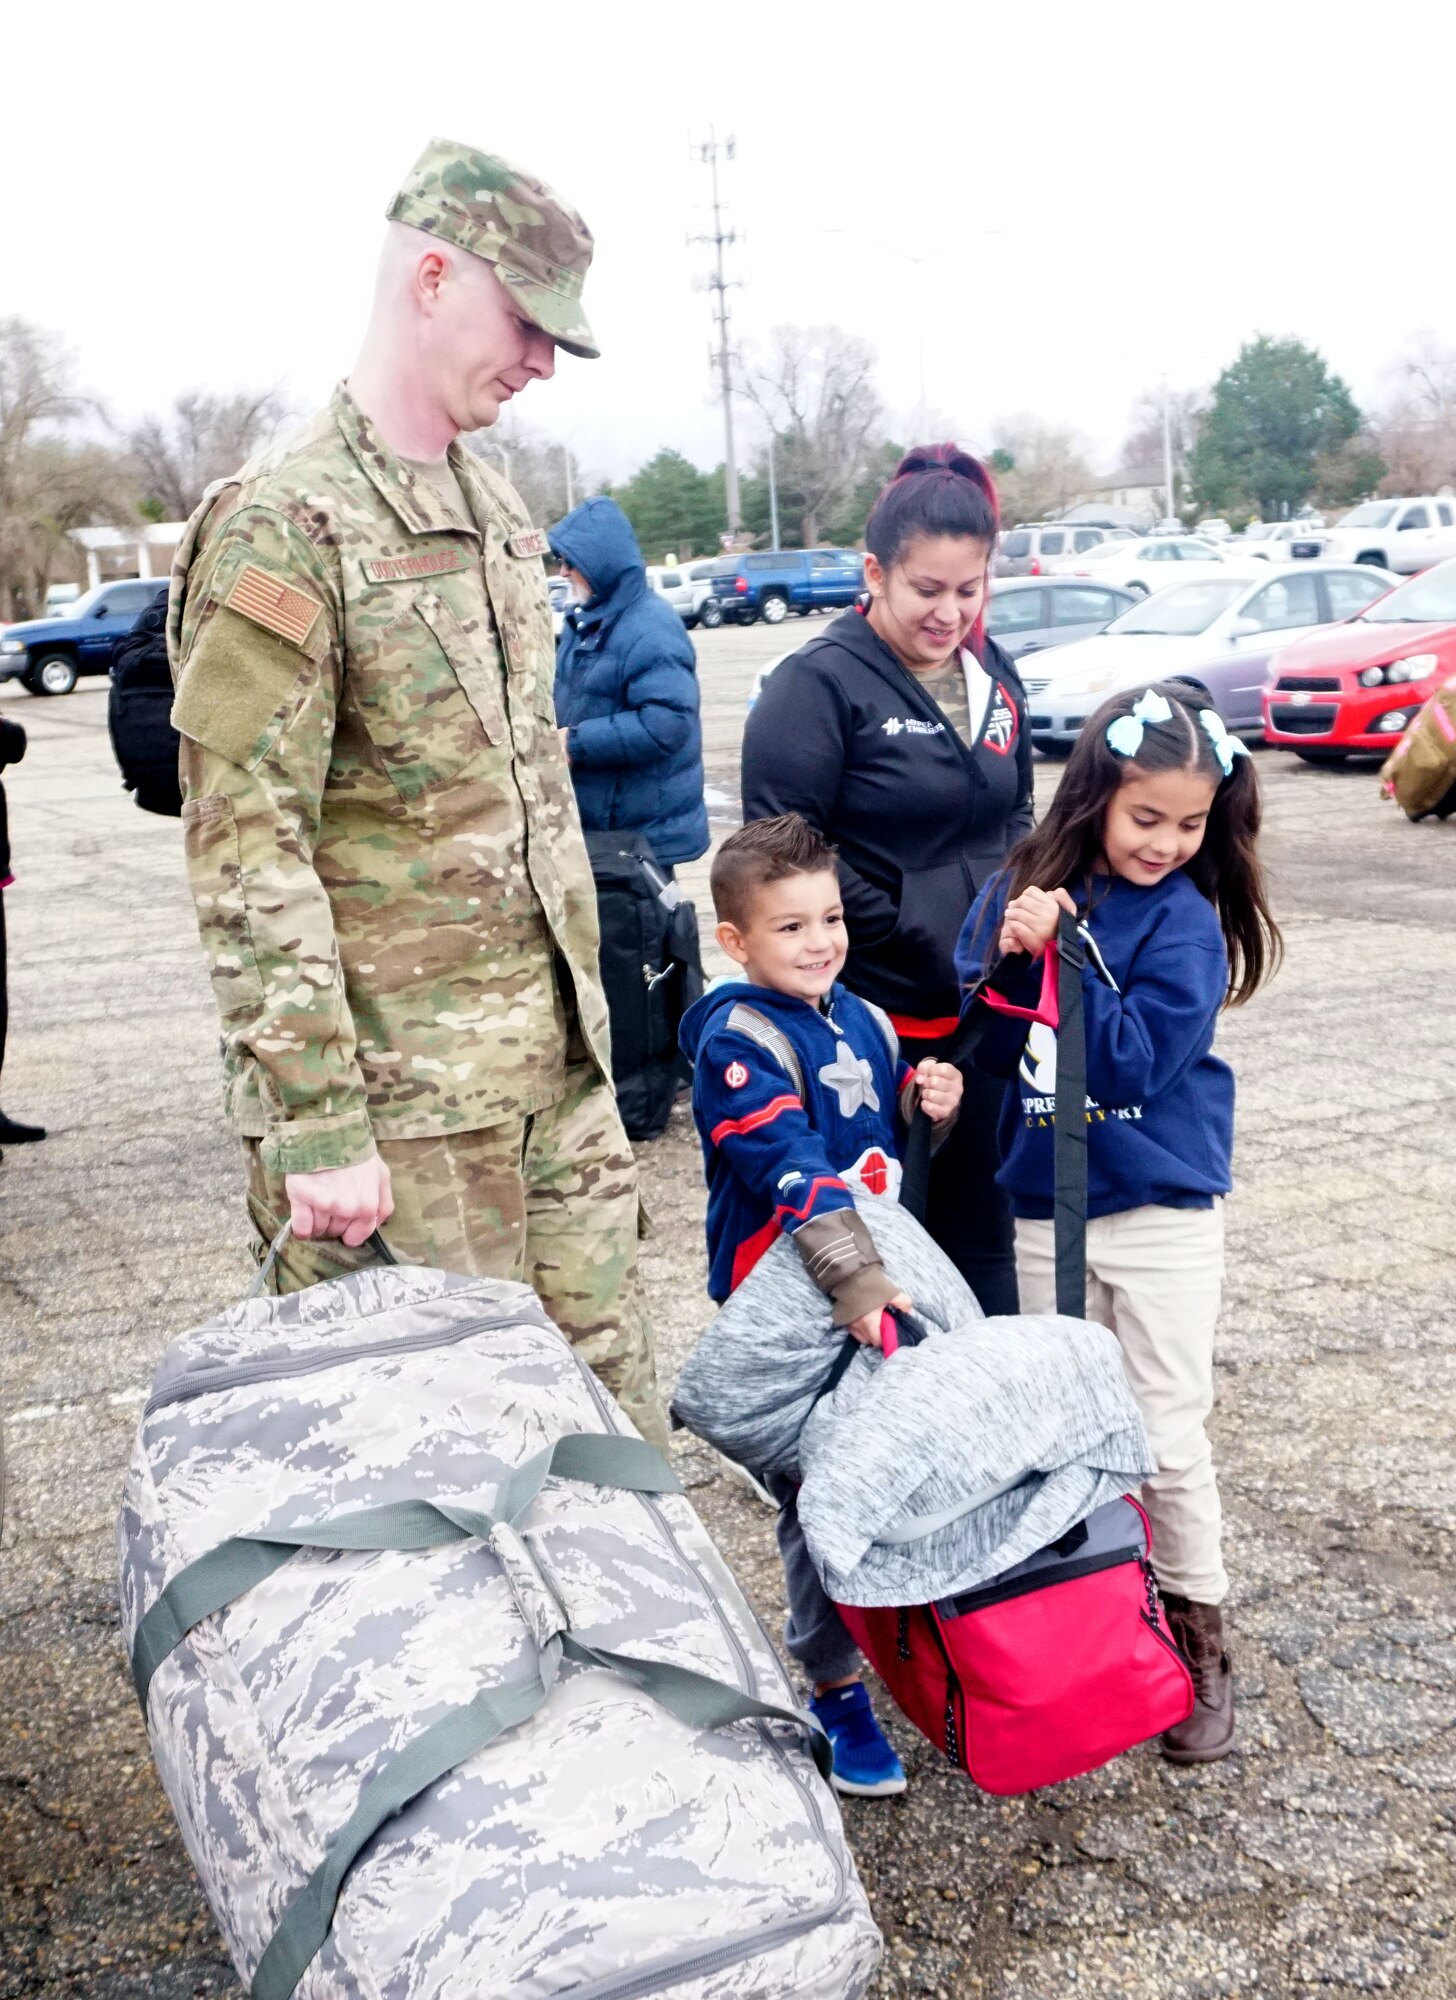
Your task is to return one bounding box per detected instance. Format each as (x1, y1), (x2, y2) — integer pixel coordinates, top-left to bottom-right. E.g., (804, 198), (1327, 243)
(387, 138), (599, 359)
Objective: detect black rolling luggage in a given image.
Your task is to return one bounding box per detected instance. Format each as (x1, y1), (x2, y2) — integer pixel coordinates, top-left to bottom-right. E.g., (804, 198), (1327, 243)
(586, 832), (704, 1141)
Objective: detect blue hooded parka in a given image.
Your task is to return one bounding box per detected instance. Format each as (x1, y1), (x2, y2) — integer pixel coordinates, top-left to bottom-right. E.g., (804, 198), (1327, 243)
(550, 497), (710, 866)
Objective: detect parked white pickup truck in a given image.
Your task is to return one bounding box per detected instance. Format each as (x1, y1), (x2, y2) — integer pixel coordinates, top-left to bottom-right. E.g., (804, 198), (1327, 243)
(646, 563), (720, 629)
(1311, 497), (1456, 575)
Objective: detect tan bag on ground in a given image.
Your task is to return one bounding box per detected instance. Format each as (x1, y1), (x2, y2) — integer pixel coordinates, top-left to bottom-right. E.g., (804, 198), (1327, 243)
(1381, 675), (1456, 820)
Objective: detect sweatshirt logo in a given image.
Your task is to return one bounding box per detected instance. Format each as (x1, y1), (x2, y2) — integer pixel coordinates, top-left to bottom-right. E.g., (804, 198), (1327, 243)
(984, 690), (1019, 756)
(881, 715), (945, 737)
(1018, 1023), (1144, 1128)
(724, 1060), (750, 1090)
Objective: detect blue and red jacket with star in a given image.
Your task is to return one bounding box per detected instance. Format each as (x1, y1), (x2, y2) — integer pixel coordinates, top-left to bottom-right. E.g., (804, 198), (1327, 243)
(679, 978), (912, 1302)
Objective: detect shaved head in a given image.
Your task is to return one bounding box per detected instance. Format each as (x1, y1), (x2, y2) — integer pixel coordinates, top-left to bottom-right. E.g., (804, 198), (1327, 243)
(350, 223), (557, 455)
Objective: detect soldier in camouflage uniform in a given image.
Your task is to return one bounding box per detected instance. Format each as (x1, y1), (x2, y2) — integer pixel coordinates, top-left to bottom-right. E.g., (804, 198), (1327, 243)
(168, 139), (664, 1443)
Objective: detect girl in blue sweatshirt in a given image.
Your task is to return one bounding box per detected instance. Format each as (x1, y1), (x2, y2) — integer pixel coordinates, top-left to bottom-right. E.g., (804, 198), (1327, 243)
(956, 680), (1281, 1766)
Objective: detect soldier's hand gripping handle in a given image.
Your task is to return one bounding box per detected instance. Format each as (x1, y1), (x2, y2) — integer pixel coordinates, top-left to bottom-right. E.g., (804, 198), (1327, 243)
(285, 1152), (395, 1247)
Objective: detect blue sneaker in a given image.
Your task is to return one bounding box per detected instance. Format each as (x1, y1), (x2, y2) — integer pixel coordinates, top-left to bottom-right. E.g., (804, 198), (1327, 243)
(810, 1681), (907, 1797)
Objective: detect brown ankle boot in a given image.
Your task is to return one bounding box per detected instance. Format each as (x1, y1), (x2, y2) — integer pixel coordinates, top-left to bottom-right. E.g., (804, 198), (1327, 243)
(1160, 1595), (1236, 1764)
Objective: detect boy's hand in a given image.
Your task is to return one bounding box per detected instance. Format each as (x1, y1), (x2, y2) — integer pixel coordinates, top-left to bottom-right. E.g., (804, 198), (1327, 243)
(846, 1290), (911, 1348)
(999, 885), (1076, 957)
(913, 1058), (962, 1125)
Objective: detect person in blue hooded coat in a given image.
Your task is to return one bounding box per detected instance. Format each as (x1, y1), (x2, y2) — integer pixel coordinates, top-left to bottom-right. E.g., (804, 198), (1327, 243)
(549, 497), (710, 867)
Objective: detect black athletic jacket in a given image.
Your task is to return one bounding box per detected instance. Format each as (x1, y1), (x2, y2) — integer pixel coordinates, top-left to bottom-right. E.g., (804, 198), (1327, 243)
(741, 609), (1032, 1026)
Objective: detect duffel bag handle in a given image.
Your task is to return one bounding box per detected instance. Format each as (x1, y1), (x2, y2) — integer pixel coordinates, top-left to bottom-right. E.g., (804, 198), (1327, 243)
(878, 1304), (931, 1358)
(246, 1219), (400, 1301)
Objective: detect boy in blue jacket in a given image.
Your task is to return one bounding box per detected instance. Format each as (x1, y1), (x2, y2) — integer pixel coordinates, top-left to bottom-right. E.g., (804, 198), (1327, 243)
(679, 812), (962, 1795)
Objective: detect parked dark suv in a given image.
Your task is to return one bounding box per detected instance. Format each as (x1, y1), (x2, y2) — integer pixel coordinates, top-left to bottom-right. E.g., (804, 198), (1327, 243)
(0, 577), (170, 696)
(711, 548), (864, 625)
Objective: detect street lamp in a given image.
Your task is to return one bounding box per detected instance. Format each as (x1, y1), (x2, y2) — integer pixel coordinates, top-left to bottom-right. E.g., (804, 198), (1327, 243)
(558, 423), (589, 512)
(765, 430), (781, 550)
(476, 436), (512, 482)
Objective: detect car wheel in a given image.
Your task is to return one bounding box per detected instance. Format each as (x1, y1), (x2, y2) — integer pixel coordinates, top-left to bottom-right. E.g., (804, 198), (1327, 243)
(1355, 552), (1386, 568)
(794, 604), (811, 617)
(699, 599), (723, 630)
(24, 652), (78, 696)
(1294, 749), (1350, 765)
(1124, 581), (1150, 598)
(1034, 740), (1072, 760)
(759, 592), (789, 625)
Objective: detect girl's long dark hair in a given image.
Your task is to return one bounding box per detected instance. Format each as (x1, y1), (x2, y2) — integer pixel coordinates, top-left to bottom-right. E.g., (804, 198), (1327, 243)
(998, 680), (1282, 1005)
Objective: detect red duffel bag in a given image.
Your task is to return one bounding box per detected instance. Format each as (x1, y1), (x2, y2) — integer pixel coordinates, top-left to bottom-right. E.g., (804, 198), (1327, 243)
(840, 912), (1193, 1794)
(836, 1480), (1193, 1795)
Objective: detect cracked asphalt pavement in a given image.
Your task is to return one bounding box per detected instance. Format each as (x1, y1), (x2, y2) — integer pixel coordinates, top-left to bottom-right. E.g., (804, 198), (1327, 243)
(2, 624), (1454, 1998)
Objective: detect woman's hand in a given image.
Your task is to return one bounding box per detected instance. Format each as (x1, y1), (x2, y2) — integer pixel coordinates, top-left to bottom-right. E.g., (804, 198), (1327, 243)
(846, 1291), (912, 1347)
(913, 1059), (962, 1124)
(998, 885), (1076, 957)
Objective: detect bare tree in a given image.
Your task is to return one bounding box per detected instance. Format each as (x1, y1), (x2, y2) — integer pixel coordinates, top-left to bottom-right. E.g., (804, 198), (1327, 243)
(989, 415), (1096, 527)
(463, 419), (588, 528)
(1372, 336), (1456, 494)
(0, 318), (126, 619)
(1118, 387), (1205, 514)
(127, 388), (290, 521)
(741, 326), (885, 546)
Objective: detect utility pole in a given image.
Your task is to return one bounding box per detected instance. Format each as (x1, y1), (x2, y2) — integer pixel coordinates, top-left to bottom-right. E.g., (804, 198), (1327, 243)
(1161, 383), (1177, 526)
(691, 129), (741, 540)
(766, 430), (780, 550)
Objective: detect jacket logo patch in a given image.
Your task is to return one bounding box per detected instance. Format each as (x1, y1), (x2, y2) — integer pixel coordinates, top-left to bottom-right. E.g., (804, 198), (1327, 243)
(724, 1060), (750, 1089)
(881, 715), (945, 737)
(984, 690), (1019, 755)
(843, 1146), (901, 1200)
(362, 548), (472, 584)
(223, 565), (323, 650)
(508, 529), (550, 559)
(817, 1044), (880, 1117)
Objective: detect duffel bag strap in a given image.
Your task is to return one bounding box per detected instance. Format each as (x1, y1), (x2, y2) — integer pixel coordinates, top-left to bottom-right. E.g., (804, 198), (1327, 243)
(131, 1433), (679, 1710)
(250, 1631), (831, 2000)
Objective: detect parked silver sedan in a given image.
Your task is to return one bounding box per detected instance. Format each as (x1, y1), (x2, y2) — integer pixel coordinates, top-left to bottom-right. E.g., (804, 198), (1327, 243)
(984, 577), (1140, 661)
(1020, 565), (1396, 754)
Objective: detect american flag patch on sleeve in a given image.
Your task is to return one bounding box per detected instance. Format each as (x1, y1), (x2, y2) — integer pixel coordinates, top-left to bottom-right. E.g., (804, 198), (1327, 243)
(223, 564), (324, 650)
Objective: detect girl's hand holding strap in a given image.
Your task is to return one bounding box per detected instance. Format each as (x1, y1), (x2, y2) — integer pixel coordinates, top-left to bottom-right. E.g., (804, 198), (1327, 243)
(999, 885), (1076, 957)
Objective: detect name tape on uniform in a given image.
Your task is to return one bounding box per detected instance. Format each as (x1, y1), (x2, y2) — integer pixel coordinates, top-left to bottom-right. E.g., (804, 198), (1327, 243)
(363, 548), (473, 584)
(507, 529), (550, 559)
(224, 565), (323, 651)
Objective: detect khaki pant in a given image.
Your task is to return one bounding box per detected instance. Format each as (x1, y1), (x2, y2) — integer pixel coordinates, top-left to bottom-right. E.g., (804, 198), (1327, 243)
(1015, 1202), (1228, 1605)
(243, 1062), (666, 1446)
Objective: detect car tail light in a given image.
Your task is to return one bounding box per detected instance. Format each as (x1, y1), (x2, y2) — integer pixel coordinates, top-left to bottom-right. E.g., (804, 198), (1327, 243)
(734, 576), (748, 593)
(1029, 559), (1041, 576)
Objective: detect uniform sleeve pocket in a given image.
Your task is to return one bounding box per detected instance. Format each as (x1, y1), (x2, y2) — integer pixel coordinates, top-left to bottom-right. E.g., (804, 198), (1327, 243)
(181, 794), (265, 1028)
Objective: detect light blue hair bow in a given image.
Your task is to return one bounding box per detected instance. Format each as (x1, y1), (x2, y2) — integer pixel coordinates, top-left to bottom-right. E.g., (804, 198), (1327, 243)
(1105, 687), (1173, 758)
(1198, 707), (1251, 778)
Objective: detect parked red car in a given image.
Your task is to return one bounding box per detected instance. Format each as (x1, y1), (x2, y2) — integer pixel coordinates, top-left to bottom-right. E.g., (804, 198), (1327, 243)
(1263, 559), (1456, 760)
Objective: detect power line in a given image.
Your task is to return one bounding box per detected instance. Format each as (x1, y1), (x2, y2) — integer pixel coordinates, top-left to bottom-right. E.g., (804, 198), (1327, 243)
(690, 129), (742, 540)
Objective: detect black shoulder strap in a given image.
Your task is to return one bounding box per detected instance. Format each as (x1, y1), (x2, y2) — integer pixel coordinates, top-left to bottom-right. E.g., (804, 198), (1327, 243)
(900, 905), (1086, 1317)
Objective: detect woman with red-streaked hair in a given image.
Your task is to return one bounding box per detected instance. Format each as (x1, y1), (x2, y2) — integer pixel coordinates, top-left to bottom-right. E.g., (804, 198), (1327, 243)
(741, 444), (1031, 1313)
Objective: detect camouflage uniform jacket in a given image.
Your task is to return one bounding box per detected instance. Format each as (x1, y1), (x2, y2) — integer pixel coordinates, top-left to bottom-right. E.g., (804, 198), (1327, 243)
(168, 384), (610, 1177)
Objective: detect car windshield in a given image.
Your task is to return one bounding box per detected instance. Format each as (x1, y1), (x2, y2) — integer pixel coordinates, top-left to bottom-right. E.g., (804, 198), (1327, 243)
(1242, 525), (1274, 541)
(1109, 580), (1247, 635)
(53, 584), (105, 618)
(1356, 563), (1456, 624)
(1338, 502), (1397, 529)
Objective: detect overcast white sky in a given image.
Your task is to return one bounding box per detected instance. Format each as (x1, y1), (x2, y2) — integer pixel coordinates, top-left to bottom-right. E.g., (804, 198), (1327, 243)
(4, 2), (1450, 486)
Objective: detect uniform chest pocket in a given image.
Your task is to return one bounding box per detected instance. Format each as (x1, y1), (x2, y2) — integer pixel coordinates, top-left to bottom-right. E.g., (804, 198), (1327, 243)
(346, 586), (508, 803)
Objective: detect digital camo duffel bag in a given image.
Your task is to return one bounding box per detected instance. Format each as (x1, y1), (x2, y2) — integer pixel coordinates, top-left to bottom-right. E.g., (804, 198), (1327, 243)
(118, 1243), (880, 2000)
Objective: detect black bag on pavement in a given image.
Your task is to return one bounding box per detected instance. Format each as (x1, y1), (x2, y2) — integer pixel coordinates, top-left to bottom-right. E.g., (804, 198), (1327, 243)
(108, 597), (183, 817)
(585, 831), (704, 1142)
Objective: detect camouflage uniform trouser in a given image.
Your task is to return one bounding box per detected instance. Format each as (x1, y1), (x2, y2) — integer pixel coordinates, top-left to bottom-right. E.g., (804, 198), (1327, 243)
(243, 1062), (666, 1446)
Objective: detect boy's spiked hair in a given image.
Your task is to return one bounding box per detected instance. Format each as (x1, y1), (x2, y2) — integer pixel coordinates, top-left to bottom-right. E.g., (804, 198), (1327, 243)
(711, 813), (839, 929)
